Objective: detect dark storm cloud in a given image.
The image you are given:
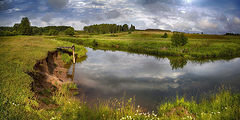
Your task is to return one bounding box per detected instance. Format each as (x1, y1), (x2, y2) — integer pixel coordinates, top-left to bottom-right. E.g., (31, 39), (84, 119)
(41, 13), (53, 23)
(135, 0), (180, 14)
(47, 0), (68, 9)
(0, 0), (12, 11)
(91, 1), (105, 6)
(81, 19), (90, 24)
(105, 10), (121, 19)
(195, 0), (240, 8)
(136, 0), (182, 5)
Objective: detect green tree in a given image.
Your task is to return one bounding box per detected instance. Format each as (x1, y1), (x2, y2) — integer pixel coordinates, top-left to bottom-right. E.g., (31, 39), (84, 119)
(31, 27), (42, 35)
(65, 27), (75, 36)
(169, 57), (187, 70)
(83, 24), (135, 34)
(123, 24), (129, 32)
(130, 24), (135, 31)
(162, 33), (168, 38)
(171, 33), (188, 46)
(19, 17), (32, 35)
(48, 29), (59, 36)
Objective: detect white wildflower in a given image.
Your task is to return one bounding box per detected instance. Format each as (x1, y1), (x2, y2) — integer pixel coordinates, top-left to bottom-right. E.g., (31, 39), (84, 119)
(50, 117), (57, 120)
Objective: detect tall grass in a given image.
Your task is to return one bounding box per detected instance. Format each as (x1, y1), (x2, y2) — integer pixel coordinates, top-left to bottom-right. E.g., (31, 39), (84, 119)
(47, 85), (240, 120)
(1, 36), (240, 119)
(0, 36), (87, 119)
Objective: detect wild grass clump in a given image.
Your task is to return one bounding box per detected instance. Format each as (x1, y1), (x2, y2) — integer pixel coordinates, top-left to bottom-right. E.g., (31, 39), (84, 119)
(46, 86), (240, 120)
(158, 89), (240, 120)
(61, 53), (72, 64)
(171, 33), (188, 47)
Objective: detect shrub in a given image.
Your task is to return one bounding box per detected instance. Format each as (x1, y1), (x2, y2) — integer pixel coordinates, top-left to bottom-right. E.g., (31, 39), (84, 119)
(61, 53), (72, 63)
(48, 29), (59, 36)
(92, 39), (98, 47)
(0, 31), (16, 36)
(162, 33), (168, 38)
(65, 27), (75, 36)
(171, 33), (188, 46)
(18, 17), (32, 35)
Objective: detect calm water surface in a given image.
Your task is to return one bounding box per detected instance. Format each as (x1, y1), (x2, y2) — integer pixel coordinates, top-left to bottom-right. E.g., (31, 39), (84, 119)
(68, 48), (240, 110)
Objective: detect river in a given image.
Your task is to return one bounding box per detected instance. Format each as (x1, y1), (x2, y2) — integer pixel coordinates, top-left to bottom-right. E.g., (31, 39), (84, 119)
(68, 48), (240, 110)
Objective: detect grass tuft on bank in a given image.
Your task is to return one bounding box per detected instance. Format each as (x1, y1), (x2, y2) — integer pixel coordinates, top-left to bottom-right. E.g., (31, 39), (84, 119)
(47, 86), (240, 120)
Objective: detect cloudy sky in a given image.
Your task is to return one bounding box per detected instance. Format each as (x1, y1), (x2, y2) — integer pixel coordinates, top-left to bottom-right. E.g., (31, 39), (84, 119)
(0, 0), (240, 34)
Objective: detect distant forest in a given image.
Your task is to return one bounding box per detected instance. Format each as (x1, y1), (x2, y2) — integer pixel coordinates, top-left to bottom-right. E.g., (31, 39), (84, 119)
(1, 17), (238, 36)
(83, 24), (136, 34)
(0, 17), (136, 36)
(0, 17), (74, 36)
(225, 33), (240, 36)
(145, 29), (171, 32)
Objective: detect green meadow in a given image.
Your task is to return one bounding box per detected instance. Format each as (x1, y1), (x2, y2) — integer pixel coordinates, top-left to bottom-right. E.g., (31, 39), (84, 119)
(56, 31), (240, 60)
(0, 34), (240, 119)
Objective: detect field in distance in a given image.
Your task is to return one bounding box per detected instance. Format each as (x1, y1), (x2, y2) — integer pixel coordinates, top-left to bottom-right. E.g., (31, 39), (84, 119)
(57, 30), (240, 60)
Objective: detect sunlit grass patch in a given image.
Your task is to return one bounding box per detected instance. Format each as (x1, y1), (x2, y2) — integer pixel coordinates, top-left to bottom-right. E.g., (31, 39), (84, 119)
(158, 89), (240, 120)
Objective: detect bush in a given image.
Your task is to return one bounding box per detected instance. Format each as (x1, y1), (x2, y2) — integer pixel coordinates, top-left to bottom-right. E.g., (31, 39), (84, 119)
(48, 29), (59, 36)
(61, 53), (72, 63)
(162, 33), (168, 38)
(92, 39), (98, 47)
(65, 27), (75, 36)
(171, 33), (188, 46)
(0, 31), (16, 36)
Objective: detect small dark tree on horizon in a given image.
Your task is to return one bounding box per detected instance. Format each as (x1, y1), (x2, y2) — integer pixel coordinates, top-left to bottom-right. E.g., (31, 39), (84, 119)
(122, 24), (129, 32)
(130, 24), (136, 31)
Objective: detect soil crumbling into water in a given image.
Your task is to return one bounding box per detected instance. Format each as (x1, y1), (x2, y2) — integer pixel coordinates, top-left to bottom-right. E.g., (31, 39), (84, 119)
(28, 50), (73, 108)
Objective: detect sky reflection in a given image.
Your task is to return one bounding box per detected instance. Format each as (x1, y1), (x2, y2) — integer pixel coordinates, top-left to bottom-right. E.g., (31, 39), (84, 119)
(68, 48), (240, 109)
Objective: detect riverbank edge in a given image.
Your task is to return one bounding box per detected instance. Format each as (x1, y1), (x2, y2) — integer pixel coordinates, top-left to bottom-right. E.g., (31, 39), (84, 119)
(27, 48), (86, 109)
(55, 36), (240, 60)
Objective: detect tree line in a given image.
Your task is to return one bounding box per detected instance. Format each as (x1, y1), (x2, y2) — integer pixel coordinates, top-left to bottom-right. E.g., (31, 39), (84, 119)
(0, 17), (75, 36)
(83, 24), (135, 34)
(225, 33), (240, 36)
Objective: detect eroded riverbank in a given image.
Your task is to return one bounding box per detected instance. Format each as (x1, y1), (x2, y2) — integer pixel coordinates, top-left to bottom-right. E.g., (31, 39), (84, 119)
(27, 50), (74, 108)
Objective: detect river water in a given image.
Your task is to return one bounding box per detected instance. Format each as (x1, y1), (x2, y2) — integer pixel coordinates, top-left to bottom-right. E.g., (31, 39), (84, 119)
(68, 48), (240, 110)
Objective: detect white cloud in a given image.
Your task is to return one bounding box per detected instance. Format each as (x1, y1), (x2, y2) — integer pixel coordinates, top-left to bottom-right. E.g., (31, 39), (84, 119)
(1, 0), (240, 33)
(233, 17), (240, 24)
(198, 18), (218, 29)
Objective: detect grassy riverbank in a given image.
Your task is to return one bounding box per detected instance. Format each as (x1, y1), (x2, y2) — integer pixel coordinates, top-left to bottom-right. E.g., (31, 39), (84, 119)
(0, 36), (240, 119)
(0, 36), (87, 119)
(56, 31), (240, 59)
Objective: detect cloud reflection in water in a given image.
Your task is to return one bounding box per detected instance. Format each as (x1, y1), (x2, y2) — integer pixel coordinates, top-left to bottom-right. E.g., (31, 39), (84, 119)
(68, 48), (240, 109)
